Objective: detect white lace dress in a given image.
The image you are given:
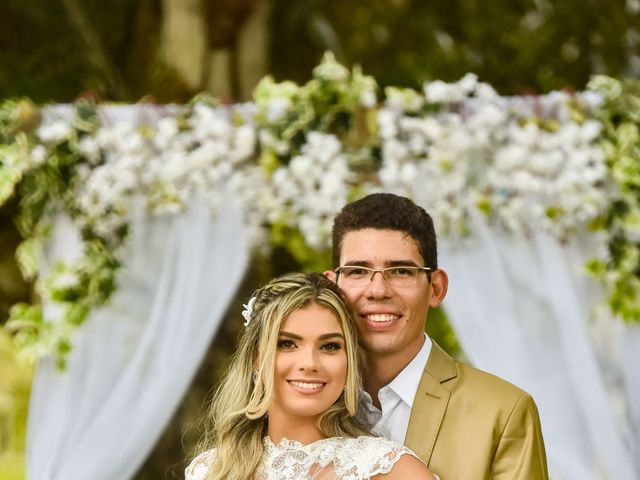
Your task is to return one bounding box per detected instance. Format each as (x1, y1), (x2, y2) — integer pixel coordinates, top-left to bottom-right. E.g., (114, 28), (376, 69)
(185, 436), (420, 480)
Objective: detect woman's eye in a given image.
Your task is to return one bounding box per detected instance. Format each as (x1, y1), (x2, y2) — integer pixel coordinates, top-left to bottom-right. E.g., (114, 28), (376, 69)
(277, 339), (296, 349)
(321, 342), (343, 352)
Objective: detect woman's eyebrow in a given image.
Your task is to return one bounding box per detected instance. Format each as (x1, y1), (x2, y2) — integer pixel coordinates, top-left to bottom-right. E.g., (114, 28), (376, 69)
(278, 332), (344, 340)
(318, 333), (344, 340)
(279, 331), (302, 340)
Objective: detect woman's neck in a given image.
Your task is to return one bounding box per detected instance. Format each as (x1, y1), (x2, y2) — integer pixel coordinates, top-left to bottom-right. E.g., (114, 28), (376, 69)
(266, 410), (325, 445)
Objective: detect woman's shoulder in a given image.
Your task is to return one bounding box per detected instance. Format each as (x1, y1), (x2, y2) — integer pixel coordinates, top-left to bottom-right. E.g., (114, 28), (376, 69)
(185, 449), (216, 480)
(321, 436), (430, 479)
(343, 435), (416, 458)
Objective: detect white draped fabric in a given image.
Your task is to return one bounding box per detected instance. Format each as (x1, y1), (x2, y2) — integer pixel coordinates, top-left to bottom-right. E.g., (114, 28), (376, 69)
(440, 216), (640, 480)
(26, 196), (248, 480)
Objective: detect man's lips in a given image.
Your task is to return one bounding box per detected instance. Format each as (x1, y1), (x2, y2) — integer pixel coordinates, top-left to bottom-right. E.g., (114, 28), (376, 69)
(360, 312), (401, 330)
(363, 313), (400, 323)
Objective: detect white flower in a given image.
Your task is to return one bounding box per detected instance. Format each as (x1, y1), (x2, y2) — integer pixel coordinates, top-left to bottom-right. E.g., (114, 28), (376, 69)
(266, 98), (291, 122)
(360, 90), (377, 108)
(37, 120), (72, 144)
(423, 80), (466, 103)
(52, 271), (79, 290)
(385, 87), (425, 111)
(458, 73), (479, 94)
(242, 296), (257, 326)
(377, 109), (399, 139)
(313, 52), (349, 82)
(30, 145), (48, 166)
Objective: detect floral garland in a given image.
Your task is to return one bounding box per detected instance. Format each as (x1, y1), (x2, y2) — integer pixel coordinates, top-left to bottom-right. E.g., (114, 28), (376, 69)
(585, 76), (640, 323)
(1, 53), (638, 365)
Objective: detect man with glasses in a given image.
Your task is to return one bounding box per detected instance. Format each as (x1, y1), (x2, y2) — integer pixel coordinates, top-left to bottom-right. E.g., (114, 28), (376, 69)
(325, 193), (548, 480)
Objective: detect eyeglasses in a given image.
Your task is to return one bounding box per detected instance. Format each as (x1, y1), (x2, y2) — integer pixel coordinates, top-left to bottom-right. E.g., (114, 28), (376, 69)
(334, 266), (432, 287)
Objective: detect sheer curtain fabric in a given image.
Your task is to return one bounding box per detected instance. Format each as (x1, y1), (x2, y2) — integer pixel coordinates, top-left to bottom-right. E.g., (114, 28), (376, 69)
(440, 216), (639, 480)
(26, 197), (248, 480)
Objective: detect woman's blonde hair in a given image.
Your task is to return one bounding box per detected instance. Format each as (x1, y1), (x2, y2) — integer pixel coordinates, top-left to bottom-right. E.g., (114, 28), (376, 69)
(198, 272), (368, 480)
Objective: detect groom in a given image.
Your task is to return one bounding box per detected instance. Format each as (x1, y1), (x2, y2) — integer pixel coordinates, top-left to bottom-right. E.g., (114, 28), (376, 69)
(325, 193), (548, 479)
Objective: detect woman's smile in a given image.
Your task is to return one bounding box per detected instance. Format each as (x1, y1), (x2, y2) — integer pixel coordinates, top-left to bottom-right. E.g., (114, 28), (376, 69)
(268, 303), (348, 422)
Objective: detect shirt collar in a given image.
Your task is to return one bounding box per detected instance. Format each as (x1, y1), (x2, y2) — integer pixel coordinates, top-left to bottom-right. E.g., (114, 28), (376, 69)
(385, 334), (432, 408)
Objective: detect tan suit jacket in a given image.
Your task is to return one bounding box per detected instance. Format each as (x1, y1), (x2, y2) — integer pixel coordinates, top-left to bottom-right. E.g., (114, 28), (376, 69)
(404, 342), (548, 480)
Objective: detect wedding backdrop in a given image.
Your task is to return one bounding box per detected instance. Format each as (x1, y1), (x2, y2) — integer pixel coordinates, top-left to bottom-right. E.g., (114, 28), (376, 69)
(1, 55), (639, 479)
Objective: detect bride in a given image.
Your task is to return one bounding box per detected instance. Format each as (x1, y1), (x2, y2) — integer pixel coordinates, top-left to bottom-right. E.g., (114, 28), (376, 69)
(186, 272), (436, 480)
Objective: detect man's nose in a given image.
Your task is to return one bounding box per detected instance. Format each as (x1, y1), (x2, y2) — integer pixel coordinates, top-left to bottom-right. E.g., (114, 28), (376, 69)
(364, 270), (393, 299)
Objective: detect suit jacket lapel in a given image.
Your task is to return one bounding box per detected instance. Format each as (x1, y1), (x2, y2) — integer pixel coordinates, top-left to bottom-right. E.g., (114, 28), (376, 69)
(404, 341), (457, 464)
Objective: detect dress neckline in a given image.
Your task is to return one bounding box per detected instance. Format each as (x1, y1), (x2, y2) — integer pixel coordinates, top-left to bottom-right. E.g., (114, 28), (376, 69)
(263, 435), (341, 450)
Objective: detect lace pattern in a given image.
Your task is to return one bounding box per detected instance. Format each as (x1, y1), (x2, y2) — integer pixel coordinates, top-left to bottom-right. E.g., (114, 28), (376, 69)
(185, 448), (216, 480)
(185, 436), (419, 480)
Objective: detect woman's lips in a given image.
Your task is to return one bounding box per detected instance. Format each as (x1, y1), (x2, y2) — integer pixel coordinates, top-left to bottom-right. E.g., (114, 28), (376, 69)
(287, 380), (326, 394)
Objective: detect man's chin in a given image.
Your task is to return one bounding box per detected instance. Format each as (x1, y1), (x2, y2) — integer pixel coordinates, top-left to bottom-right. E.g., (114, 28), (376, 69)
(360, 338), (398, 356)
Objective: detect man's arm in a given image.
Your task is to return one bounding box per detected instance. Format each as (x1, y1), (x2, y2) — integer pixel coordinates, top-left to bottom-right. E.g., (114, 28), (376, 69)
(492, 393), (549, 480)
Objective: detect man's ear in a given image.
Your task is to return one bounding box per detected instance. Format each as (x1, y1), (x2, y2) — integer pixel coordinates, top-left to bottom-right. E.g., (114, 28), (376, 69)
(324, 270), (337, 283)
(429, 269), (449, 307)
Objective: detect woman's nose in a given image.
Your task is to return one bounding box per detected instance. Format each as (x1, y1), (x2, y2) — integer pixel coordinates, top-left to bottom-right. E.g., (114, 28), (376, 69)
(297, 348), (318, 372)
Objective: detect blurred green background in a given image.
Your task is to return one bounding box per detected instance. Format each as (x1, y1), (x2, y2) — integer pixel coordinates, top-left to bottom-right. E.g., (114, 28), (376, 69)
(1, 0), (638, 478)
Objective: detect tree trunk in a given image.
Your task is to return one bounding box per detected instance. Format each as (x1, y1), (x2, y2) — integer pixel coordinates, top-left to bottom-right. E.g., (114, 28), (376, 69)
(236, 0), (271, 101)
(160, 0), (207, 91)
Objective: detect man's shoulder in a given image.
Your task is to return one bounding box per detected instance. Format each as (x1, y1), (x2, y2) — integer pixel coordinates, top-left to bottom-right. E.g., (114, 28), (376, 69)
(425, 342), (533, 406)
(453, 359), (531, 402)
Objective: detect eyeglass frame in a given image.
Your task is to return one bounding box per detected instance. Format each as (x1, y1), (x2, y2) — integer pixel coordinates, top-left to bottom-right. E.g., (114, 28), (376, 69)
(334, 265), (433, 286)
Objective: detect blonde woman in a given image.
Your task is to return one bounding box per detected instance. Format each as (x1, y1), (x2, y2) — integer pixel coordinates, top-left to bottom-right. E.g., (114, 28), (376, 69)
(186, 272), (436, 480)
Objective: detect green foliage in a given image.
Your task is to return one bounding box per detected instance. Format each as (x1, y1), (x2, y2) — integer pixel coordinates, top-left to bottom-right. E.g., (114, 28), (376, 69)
(0, 330), (31, 480)
(254, 52), (379, 163)
(425, 306), (463, 360)
(588, 76), (640, 323)
(271, 0), (640, 95)
(269, 222), (332, 272)
(0, 99), (127, 367)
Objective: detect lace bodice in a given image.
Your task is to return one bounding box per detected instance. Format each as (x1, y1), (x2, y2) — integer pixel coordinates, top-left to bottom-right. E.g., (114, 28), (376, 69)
(185, 435), (420, 480)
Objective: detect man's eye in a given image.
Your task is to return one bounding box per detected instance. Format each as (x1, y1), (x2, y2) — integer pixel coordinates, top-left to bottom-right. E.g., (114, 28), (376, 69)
(277, 339), (296, 349)
(344, 267), (368, 277)
(389, 267), (415, 277)
(321, 342), (343, 352)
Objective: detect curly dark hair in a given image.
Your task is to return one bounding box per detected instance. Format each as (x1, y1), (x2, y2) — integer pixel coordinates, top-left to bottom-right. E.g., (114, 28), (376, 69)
(331, 193), (437, 269)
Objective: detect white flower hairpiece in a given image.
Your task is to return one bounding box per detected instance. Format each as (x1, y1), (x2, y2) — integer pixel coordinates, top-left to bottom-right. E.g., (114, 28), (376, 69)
(242, 296), (257, 327)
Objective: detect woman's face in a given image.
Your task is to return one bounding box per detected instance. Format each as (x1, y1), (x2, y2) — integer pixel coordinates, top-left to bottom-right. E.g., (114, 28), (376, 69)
(268, 303), (348, 422)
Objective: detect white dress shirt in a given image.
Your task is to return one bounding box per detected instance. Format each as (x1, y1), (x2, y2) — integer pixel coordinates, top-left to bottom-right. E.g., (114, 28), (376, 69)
(359, 335), (432, 443)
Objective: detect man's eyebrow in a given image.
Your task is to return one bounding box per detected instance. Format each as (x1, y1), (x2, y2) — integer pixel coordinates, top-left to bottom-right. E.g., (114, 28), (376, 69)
(386, 260), (421, 267)
(342, 260), (420, 267)
(279, 332), (344, 340)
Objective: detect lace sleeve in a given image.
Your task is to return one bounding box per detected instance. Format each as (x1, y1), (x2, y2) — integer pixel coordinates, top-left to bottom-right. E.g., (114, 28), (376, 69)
(185, 449), (216, 480)
(341, 436), (423, 479)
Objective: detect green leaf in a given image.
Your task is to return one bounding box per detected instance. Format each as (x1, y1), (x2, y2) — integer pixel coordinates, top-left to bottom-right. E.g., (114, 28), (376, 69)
(6, 303), (43, 327)
(585, 258), (606, 276)
(476, 196), (492, 217)
(15, 238), (40, 281)
(0, 166), (21, 204)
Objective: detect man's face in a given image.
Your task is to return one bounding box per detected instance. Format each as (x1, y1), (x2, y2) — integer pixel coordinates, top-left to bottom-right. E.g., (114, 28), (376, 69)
(327, 228), (446, 366)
